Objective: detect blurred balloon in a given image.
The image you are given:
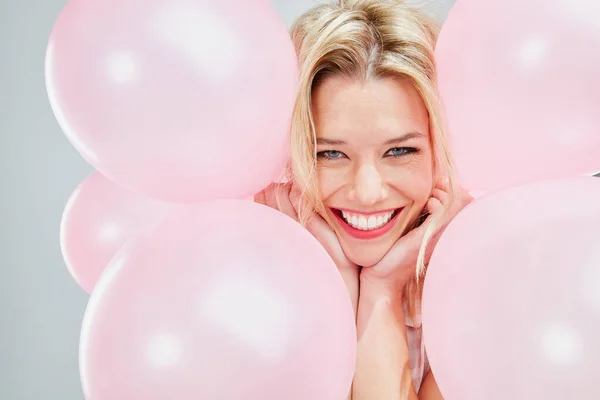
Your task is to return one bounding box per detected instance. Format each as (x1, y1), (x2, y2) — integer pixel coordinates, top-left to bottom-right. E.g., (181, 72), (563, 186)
(80, 200), (356, 400)
(61, 172), (175, 294)
(45, 0), (297, 203)
(423, 177), (600, 400)
(436, 0), (600, 194)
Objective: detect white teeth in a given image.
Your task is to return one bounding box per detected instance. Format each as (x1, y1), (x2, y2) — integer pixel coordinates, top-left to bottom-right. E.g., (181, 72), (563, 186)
(358, 216), (367, 229)
(367, 216), (377, 229)
(340, 210), (396, 231)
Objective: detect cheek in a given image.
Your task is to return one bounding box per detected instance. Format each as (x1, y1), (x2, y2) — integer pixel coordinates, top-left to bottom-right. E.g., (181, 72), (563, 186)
(317, 166), (348, 200)
(387, 162), (434, 202)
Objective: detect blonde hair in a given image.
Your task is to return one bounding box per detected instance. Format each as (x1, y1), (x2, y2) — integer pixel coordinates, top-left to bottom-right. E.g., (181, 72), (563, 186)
(288, 0), (458, 318)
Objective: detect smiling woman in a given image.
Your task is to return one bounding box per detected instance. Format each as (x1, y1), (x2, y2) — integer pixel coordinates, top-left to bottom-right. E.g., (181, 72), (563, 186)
(255, 0), (473, 399)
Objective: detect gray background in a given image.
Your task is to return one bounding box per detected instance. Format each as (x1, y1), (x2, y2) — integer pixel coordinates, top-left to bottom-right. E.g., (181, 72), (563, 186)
(0, 1), (454, 398)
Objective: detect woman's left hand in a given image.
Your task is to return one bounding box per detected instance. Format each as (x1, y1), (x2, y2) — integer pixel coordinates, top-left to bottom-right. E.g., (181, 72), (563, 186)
(360, 182), (474, 294)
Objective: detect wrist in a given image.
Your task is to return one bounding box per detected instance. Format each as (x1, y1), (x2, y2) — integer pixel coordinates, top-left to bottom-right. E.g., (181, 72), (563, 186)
(356, 278), (406, 339)
(359, 270), (407, 299)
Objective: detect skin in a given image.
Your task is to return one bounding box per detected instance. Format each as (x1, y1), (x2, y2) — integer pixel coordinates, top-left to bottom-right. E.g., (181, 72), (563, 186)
(256, 76), (473, 399)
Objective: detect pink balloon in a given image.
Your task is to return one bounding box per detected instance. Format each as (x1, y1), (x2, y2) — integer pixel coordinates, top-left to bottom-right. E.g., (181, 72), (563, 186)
(45, 0), (297, 203)
(61, 172), (175, 293)
(423, 177), (600, 400)
(436, 0), (600, 193)
(80, 200), (356, 400)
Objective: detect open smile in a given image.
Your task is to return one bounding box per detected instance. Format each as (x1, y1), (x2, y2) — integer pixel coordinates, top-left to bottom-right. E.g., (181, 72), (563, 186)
(330, 208), (404, 240)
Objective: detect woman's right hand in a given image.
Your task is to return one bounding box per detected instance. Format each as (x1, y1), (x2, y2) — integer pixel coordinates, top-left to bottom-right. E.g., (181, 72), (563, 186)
(255, 182), (360, 317)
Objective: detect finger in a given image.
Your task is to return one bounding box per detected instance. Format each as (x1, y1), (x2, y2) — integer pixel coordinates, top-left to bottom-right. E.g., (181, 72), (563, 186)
(427, 193), (456, 234)
(261, 184), (278, 208)
(288, 183), (303, 215)
(276, 184), (298, 220)
(423, 187), (474, 260)
(431, 188), (466, 226)
(254, 190), (267, 206)
(412, 209), (450, 265)
(431, 188), (450, 206)
(459, 187), (475, 205)
(263, 183), (297, 220)
(435, 176), (450, 192)
(424, 196), (443, 217)
(433, 186), (472, 220)
(433, 181), (473, 208)
(409, 199), (449, 250)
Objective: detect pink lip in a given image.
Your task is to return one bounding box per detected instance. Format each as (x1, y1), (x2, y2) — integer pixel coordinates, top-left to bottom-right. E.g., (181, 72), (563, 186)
(332, 208), (403, 240)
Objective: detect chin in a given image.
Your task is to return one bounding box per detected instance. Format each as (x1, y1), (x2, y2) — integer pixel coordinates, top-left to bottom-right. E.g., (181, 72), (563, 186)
(339, 240), (395, 267)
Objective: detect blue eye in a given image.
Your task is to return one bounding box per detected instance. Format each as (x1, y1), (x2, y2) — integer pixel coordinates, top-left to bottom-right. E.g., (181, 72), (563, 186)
(385, 147), (417, 157)
(317, 150), (345, 160)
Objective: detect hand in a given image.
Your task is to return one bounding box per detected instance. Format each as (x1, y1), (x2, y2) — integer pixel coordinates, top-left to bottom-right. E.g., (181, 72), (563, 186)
(360, 182), (474, 295)
(255, 182), (360, 316)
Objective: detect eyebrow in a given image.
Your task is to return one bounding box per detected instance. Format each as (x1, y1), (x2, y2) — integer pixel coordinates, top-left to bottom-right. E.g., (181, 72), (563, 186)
(316, 131), (425, 146)
(384, 132), (426, 145)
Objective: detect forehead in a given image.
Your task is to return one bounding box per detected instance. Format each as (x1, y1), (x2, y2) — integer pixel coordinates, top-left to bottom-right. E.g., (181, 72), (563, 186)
(311, 76), (430, 143)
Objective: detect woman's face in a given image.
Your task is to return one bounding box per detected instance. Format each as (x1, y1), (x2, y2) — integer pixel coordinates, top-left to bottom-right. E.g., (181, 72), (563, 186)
(312, 76), (434, 267)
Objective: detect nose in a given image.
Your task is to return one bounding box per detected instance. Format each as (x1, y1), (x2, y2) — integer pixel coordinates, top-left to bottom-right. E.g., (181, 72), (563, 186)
(349, 164), (387, 206)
